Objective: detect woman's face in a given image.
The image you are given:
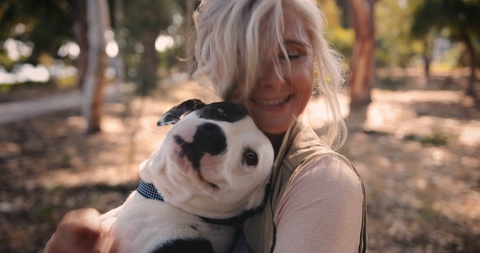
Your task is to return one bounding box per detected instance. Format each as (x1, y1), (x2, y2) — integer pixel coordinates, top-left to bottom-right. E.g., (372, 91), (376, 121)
(237, 8), (314, 135)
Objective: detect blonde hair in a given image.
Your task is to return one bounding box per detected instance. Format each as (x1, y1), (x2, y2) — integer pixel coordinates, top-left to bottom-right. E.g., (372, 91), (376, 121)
(193, 0), (347, 150)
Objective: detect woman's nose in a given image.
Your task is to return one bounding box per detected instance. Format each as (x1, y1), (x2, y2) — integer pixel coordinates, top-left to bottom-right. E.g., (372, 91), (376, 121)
(261, 61), (285, 90)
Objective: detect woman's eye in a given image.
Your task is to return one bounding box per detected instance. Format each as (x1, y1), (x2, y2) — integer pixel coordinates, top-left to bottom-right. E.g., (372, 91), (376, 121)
(279, 53), (300, 61)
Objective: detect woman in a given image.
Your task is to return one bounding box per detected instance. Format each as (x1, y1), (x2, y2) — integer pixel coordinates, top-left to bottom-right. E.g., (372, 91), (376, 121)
(46, 0), (366, 252)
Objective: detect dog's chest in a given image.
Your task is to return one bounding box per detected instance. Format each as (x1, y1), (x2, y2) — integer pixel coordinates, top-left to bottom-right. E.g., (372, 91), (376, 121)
(110, 193), (236, 253)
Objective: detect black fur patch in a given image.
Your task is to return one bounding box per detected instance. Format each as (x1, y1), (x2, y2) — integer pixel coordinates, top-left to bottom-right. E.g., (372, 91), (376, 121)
(174, 122), (227, 170)
(195, 102), (247, 123)
(158, 99), (206, 126)
(151, 238), (215, 253)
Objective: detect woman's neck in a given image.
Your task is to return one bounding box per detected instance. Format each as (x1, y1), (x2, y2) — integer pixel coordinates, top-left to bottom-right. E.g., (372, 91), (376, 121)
(266, 133), (286, 157)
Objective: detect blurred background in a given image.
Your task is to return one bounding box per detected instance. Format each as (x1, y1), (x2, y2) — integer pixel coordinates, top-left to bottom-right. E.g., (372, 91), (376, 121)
(0, 0), (479, 252)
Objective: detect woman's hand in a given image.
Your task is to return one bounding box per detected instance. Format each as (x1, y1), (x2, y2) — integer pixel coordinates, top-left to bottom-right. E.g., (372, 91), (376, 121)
(45, 208), (116, 253)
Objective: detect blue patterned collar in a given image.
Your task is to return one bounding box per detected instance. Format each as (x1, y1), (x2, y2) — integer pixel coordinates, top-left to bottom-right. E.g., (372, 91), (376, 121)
(137, 179), (164, 201)
(136, 179), (268, 226)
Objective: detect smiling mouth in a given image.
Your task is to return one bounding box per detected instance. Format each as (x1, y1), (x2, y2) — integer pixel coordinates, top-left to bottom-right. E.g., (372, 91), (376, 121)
(252, 95), (292, 106)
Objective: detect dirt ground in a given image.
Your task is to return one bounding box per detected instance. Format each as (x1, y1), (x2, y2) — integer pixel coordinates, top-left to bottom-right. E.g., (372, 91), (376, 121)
(1, 70), (479, 252)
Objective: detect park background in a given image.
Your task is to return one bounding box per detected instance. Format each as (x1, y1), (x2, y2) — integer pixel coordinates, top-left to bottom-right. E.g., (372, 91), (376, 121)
(0, 0), (479, 252)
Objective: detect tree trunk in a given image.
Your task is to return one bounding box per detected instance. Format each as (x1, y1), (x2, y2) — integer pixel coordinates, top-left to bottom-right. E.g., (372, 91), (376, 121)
(70, 0), (89, 88)
(114, 0), (126, 97)
(459, 27), (479, 107)
(422, 39), (432, 83)
(82, 0), (110, 133)
(348, 0), (376, 109)
(138, 31), (158, 95)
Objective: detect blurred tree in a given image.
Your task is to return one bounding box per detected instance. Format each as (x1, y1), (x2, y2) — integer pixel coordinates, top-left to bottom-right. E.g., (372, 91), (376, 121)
(0, 0), (95, 87)
(412, 0), (480, 106)
(375, 0), (423, 69)
(318, 0), (355, 65)
(113, 0), (126, 87)
(347, 0), (377, 109)
(83, 0), (110, 133)
(120, 0), (181, 95)
(69, 0), (89, 88)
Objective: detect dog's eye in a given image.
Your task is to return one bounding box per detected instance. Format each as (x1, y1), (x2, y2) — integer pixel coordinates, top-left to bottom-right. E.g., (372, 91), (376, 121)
(216, 106), (226, 118)
(243, 149), (258, 167)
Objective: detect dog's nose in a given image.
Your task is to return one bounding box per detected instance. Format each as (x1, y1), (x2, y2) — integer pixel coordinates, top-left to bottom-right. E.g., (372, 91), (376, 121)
(174, 123), (227, 170)
(193, 123), (226, 155)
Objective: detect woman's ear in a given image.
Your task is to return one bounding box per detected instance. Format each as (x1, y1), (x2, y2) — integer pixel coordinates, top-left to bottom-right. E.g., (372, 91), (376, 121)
(157, 99), (206, 126)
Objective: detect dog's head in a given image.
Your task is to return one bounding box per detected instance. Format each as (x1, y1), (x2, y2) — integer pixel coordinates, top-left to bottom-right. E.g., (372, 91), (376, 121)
(140, 99), (274, 220)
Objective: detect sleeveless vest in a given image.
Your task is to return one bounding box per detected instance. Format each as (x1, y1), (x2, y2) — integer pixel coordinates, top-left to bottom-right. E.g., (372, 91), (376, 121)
(243, 122), (367, 253)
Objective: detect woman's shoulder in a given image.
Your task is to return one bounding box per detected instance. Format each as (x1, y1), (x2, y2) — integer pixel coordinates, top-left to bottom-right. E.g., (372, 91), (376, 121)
(292, 152), (363, 192)
(274, 151), (367, 253)
(282, 123), (359, 182)
(277, 122), (365, 204)
(275, 151), (365, 227)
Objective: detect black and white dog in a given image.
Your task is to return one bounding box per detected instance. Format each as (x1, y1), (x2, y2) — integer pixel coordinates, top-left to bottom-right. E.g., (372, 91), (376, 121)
(100, 99), (274, 253)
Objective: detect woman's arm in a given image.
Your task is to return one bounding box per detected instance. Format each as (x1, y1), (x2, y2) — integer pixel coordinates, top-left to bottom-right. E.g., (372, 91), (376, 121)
(273, 155), (365, 253)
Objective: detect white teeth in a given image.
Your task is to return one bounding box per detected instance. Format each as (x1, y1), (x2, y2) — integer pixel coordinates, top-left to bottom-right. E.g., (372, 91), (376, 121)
(254, 97), (289, 106)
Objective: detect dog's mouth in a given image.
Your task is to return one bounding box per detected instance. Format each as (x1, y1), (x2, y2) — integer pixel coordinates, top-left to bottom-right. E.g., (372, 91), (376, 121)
(171, 135), (221, 192)
(207, 181), (219, 191)
(193, 163), (221, 191)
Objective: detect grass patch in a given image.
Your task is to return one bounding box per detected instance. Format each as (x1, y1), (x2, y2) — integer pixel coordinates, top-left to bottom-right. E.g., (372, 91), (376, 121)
(377, 76), (408, 90)
(0, 81), (53, 94)
(0, 75), (77, 95)
(405, 132), (450, 146)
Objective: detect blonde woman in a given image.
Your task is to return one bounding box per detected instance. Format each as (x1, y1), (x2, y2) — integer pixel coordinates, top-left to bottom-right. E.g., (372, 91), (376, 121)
(194, 1), (366, 251)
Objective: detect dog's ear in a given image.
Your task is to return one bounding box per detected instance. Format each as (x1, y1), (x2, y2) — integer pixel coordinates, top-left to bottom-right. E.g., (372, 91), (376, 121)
(157, 99), (206, 126)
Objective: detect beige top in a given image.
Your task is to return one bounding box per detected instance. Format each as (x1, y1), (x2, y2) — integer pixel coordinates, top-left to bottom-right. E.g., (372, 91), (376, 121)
(242, 122), (367, 253)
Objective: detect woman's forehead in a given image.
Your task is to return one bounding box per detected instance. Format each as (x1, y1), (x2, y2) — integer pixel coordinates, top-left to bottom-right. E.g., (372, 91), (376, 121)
(282, 6), (311, 47)
(248, 6), (311, 71)
(258, 6), (311, 57)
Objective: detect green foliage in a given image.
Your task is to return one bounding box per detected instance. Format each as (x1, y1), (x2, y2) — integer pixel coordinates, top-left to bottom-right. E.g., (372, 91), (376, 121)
(419, 133), (449, 146)
(411, 0), (480, 40)
(0, 81), (52, 94)
(0, 48), (16, 71)
(437, 43), (465, 67)
(377, 76), (407, 90)
(328, 0), (480, 69)
(0, 0), (74, 64)
(122, 0), (178, 37)
(375, 0), (423, 68)
(1, 0), (184, 95)
(326, 26), (354, 64)
(113, 0), (183, 93)
(320, 0), (355, 62)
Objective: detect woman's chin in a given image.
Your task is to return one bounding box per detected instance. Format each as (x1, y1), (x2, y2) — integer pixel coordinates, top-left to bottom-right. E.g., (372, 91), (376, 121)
(258, 120), (293, 135)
